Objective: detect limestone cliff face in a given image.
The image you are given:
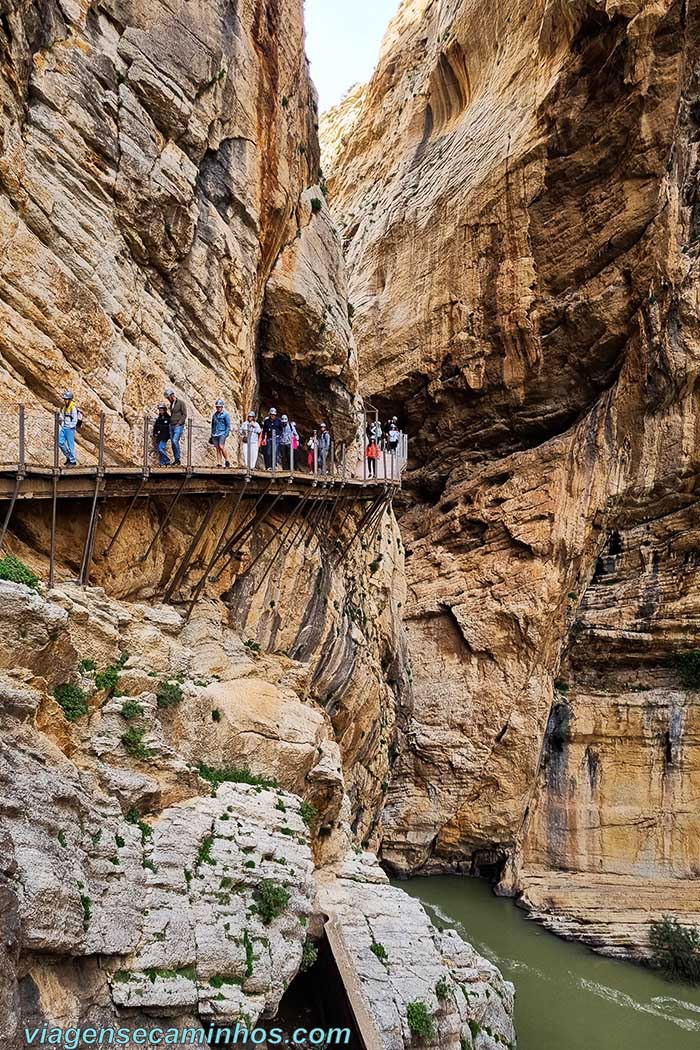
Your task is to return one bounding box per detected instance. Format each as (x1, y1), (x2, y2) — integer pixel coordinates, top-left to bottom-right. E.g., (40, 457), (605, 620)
(323, 0), (700, 953)
(0, 0), (358, 438)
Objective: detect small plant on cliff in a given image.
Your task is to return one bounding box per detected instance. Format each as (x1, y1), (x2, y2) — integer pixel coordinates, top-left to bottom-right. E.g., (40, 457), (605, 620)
(310, 197), (323, 214)
(300, 938), (318, 972)
(79, 658), (97, 674)
(54, 683), (89, 722)
(406, 1000), (435, 1040)
(672, 650), (700, 690)
(95, 652), (128, 695)
(211, 708), (222, 723)
(299, 801), (317, 828)
(80, 894), (93, 930)
(435, 976), (451, 1001)
(649, 916), (700, 983)
(198, 763), (278, 793)
(121, 725), (152, 760)
(0, 553), (40, 591)
(120, 700), (143, 722)
(156, 679), (183, 709)
(126, 808), (153, 843)
(252, 880), (290, 925)
(370, 941), (388, 964)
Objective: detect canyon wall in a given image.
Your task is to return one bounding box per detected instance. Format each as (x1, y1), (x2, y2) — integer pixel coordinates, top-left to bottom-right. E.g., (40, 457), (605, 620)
(323, 0), (700, 954)
(0, 0), (358, 446)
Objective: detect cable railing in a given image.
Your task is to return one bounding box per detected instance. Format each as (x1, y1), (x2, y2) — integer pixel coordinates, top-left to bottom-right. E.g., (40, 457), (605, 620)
(0, 406), (408, 486)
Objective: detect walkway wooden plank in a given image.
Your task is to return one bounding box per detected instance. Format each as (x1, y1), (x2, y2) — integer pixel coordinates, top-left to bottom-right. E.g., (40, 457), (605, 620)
(0, 467), (390, 502)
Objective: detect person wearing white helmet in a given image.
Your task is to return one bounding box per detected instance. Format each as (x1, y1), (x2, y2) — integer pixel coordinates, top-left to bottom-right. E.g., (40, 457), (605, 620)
(261, 407), (282, 470)
(278, 414), (299, 470)
(210, 398), (231, 468)
(58, 389), (78, 466)
(240, 410), (262, 471)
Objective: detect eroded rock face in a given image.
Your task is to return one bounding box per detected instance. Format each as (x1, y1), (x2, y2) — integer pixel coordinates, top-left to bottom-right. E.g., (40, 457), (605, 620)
(0, 0), (356, 443)
(318, 853), (515, 1050)
(324, 0), (700, 952)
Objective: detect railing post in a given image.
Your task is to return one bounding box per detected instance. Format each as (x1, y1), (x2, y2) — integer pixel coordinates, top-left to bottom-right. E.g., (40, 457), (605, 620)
(382, 442), (388, 484)
(342, 442), (347, 483)
(18, 404), (25, 476)
(186, 419), (193, 475)
(330, 438), (335, 480)
(53, 412), (60, 472)
(363, 412), (367, 483)
(142, 415), (150, 477)
(313, 431), (318, 483)
(272, 433), (277, 475)
(290, 432), (295, 477)
(97, 412), (106, 475)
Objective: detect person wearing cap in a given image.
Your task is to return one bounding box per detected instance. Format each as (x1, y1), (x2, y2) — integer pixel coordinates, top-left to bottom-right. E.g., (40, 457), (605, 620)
(153, 403), (172, 466)
(261, 407), (283, 470)
(240, 411), (262, 471)
(164, 387), (187, 466)
(386, 420), (400, 454)
(317, 422), (331, 475)
(210, 398), (232, 468)
(278, 414), (299, 470)
(58, 390), (78, 466)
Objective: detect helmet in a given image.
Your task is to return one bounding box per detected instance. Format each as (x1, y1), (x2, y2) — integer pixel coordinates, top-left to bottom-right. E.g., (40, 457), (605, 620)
(320, 423), (327, 429)
(281, 414), (288, 422)
(391, 416), (398, 422)
(158, 402), (167, 410)
(269, 407), (277, 414)
(63, 390), (74, 399)
(247, 411), (256, 419)
(164, 387), (174, 397)
(215, 399), (224, 408)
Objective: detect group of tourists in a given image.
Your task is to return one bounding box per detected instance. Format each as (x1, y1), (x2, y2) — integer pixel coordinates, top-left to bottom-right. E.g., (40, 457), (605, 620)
(57, 388), (400, 476)
(154, 394), (333, 473)
(365, 416), (401, 478)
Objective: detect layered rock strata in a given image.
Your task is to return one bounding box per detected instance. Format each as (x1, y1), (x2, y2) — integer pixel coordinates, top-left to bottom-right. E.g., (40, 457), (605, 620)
(323, 0), (700, 953)
(0, 0), (358, 450)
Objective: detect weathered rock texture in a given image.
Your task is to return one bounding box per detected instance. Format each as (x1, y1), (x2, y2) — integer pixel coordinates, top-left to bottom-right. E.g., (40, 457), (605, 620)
(323, 0), (700, 954)
(319, 852), (515, 1050)
(0, 0), (358, 449)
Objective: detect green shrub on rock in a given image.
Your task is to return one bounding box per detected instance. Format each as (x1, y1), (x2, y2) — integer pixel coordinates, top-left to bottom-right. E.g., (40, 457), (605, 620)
(54, 683), (89, 722)
(156, 679), (183, 709)
(650, 916), (700, 983)
(253, 880), (290, 925)
(407, 1000), (435, 1040)
(0, 553), (40, 591)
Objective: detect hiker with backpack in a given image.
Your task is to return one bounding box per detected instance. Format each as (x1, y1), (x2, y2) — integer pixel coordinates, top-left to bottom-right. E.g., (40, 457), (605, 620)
(210, 398), (231, 468)
(59, 390), (79, 466)
(153, 403), (171, 466)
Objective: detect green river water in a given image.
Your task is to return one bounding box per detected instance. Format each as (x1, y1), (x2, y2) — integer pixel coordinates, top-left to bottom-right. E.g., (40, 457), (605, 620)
(401, 876), (700, 1050)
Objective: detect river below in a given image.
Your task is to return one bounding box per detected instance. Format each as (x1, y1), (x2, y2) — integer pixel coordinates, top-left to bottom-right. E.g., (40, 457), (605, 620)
(400, 876), (700, 1050)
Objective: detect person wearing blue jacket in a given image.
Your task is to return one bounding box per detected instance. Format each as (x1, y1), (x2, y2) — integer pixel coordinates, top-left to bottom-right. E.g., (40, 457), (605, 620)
(210, 399), (232, 467)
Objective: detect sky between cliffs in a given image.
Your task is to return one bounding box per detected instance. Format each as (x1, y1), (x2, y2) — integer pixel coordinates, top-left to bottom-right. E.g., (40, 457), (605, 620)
(304, 0), (398, 111)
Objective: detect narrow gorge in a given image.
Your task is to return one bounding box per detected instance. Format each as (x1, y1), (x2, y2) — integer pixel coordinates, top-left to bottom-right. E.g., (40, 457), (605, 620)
(1, 0), (699, 1048)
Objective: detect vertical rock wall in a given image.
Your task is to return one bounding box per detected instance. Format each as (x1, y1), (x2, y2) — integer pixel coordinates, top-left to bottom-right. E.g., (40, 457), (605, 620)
(323, 0), (700, 952)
